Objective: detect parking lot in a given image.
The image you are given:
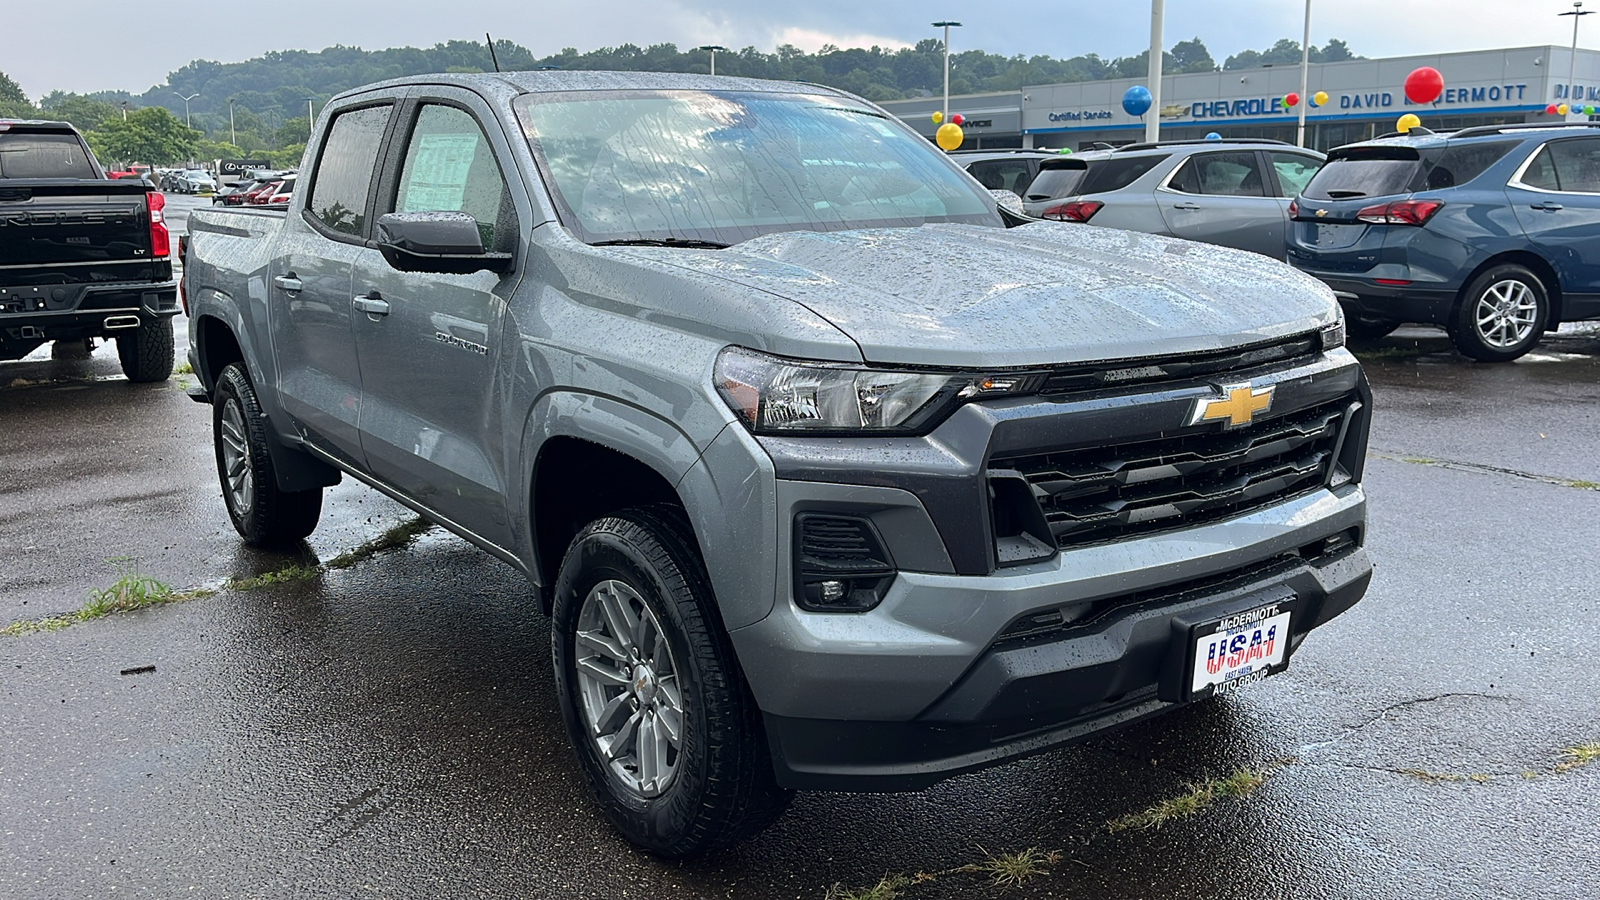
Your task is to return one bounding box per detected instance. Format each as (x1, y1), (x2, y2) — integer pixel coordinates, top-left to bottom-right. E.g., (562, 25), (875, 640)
(3, 193), (1599, 899)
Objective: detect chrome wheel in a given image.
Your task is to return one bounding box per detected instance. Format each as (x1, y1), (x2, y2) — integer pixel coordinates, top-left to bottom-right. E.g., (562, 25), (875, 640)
(219, 397), (254, 515)
(575, 579), (684, 797)
(1474, 279), (1539, 349)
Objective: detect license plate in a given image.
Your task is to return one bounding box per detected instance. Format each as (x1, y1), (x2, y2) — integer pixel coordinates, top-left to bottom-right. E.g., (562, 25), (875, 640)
(1189, 603), (1292, 696)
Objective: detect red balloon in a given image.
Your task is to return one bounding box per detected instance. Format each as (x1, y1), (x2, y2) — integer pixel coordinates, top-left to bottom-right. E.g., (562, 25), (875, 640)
(1285, 92), (1300, 107)
(950, 113), (964, 125)
(1547, 103), (1560, 115)
(1404, 67), (1444, 104)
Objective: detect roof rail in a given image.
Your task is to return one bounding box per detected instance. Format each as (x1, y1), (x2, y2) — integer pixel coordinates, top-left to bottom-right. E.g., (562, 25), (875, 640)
(946, 148), (1053, 155)
(1447, 121), (1600, 140)
(1114, 137), (1291, 152)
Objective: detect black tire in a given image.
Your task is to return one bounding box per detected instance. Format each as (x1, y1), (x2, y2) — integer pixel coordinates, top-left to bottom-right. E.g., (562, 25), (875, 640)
(213, 363), (323, 547)
(551, 506), (792, 857)
(1448, 264), (1549, 362)
(116, 317), (175, 383)
(1343, 312), (1402, 342)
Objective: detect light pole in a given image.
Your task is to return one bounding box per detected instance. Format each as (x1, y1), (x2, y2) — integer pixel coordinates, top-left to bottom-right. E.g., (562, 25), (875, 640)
(694, 45), (729, 77)
(304, 97), (316, 127)
(932, 21), (961, 122)
(120, 101), (128, 121)
(173, 91), (200, 128)
(1145, 1), (1163, 143)
(229, 98), (237, 147)
(1297, 0), (1311, 147)
(1561, 2), (1595, 117)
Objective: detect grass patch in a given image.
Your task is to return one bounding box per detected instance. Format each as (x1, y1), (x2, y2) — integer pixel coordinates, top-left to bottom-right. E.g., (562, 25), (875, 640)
(225, 564), (322, 592)
(825, 874), (911, 900)
(1555, 743), (1600, 774)
(956, 847), (1061, 890)
(2, 559), (213, 636)
(324, 517), (432, 570)
(1397, 768), (1467, 783)
(1569, 480), (1600, 490)
(1353, 344), (1435, 361)
(1108, 768), (1268, 832)
(173, 361), (194, 376)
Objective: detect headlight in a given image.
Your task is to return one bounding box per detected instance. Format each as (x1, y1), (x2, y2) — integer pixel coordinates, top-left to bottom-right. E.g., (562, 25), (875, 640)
(1320, 316), (1346, 351)
(714, 346), (1034, 435)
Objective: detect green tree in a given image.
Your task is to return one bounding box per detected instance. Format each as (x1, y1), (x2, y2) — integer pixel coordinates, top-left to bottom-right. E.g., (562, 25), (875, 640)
(272, 116), (310, 148)
(39, 94), (119, 131)
(1170, 38), (1217, 73)
(87, 106), (200, 166)
(0, 69), (38, 118)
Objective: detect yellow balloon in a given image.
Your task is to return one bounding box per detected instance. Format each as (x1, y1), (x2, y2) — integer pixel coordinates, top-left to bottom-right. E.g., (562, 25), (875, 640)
(1396, 113), (1422, 133)
(1313, 90), (1329, 107)
(936, 122), (965, 151)
(1559, 103), (1571, 115)
(931, 111), (943, 124)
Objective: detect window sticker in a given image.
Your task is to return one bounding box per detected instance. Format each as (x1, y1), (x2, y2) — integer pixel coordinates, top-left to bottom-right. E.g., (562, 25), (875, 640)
(402, 133), (480, 212)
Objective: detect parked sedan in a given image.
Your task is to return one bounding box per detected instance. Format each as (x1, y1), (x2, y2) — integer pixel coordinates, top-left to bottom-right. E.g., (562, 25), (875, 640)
(1036, 139), (1325, 259)
(175, 169), (216, 193)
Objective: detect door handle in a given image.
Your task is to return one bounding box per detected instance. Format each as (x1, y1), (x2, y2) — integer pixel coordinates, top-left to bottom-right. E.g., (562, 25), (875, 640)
(272, 274), (303, 292)
(353, 292), (390, 316)
(1530, 202), (1564, 211)
(1172, 202), (1202, 210)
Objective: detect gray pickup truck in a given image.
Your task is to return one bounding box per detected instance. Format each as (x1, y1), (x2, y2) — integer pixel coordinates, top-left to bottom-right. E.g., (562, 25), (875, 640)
(182, 72), (1372, 857)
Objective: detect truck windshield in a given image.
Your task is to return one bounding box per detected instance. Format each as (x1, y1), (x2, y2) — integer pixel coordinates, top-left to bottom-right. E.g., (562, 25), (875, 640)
(514, 90), (1001, 246)
(0, 130), (98, 179)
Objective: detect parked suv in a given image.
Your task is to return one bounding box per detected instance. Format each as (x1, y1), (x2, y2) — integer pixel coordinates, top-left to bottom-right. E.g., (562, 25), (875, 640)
(1287, 123), (1600, 361)
(1038, 139), (1325, 259)
(947, 149), (1062, 198)
(1020, 149), (1114, 217)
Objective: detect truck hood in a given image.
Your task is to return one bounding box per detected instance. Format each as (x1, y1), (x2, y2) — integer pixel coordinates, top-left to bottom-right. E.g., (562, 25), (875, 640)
(640, 223), (1338, 368)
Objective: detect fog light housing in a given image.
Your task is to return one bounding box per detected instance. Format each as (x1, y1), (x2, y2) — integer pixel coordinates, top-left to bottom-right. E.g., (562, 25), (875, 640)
(793, 514), (896, 612)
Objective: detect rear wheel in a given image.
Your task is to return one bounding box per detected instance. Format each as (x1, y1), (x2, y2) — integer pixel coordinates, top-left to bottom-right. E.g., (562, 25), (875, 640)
(551, 507), (791, 857)
(213, 363), (322, 546)
(1449, 265), (1548, 362)
(116, 317), (174, 382)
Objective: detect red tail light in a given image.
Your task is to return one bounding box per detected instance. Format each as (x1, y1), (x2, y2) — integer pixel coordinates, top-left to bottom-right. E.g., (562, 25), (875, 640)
(177, 234), (188, 315)
(1287, 199), (1299, 218)
(146, 190), (170, 258)
(1041, 200), (1103, 223)
(1355, 199), (1443, 226)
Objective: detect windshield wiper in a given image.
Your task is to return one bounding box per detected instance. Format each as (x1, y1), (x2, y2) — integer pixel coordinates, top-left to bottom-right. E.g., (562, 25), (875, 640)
(590, 237), (731, 249)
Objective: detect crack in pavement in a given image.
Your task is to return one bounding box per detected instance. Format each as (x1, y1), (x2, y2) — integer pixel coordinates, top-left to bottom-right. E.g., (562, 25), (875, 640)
(1369, 450), (1600, 491)
(1296, 692), (1515, 756)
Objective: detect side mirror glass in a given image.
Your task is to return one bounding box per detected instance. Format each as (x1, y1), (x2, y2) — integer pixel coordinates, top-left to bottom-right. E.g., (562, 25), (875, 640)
(375, 211), (513, 275)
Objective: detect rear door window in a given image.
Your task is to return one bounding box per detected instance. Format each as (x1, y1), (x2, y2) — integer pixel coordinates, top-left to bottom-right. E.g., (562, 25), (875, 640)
(1267, 151), (1322, 197)
(1078, 153), (1170, 195)
(1166, 151), (1266, 196)
(0, 131), (98, 179)
(1519, 138), (1600, 193)
(306, 103), (393, 236)
(1304, 149), (1422, 200)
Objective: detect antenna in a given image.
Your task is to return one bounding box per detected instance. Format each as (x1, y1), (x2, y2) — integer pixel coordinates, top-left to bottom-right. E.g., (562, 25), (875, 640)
(485, 32), (502, 73)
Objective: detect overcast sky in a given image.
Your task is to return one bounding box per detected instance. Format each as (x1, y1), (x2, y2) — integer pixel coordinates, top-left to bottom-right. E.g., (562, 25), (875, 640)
(7, 0), (1598, 98)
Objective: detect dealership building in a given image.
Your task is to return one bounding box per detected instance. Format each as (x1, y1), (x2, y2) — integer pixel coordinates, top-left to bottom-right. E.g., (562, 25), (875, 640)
(881, 45), (1600, 151)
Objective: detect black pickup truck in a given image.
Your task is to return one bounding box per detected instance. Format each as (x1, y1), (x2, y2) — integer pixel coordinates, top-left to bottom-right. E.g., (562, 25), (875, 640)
(0, 119), (177, 381)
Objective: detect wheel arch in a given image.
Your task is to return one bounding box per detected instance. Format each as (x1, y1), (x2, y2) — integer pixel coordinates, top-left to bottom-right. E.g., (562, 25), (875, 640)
(1456, 251), (1564, 326)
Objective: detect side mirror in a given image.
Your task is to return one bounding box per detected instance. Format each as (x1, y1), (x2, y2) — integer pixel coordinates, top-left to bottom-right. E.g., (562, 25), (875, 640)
(988, 188), (1025, 216)
(375, 211), (513, 275)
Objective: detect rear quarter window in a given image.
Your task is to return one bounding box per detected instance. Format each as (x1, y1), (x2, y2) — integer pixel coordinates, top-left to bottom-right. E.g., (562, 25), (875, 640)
(1078, 154), (1169, 195)
(1424, 140), (1520, 189)
(1025, 161), (1091, 200)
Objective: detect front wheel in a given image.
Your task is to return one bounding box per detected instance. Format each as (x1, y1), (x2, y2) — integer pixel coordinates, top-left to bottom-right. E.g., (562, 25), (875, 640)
(551, 507), (791, 857)
(213, 363), (322, 547)
(1449, 265), (1549, 362)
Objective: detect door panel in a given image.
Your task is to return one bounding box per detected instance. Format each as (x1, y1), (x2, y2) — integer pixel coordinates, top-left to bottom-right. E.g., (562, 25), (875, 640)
(353, 99), (519, 545)
(1508, 138), (1600, 294)
(1156, 151), (1283, 257)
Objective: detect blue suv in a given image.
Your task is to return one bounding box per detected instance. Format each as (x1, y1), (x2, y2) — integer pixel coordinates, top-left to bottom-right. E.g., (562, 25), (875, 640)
(1287, 123), (1600, 361)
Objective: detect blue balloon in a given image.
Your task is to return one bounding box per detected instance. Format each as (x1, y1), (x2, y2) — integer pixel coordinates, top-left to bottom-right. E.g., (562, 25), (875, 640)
(1205, 132), (1222, 141)
(1122, 85), (1153, 117)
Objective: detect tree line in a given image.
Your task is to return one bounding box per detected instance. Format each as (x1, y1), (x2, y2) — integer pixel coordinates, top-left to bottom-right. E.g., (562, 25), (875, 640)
(0, 36), (1360, 167)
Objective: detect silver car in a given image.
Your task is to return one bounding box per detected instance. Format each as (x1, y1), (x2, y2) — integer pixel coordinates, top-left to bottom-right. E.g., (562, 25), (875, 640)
(1037, 139), (1325, 258)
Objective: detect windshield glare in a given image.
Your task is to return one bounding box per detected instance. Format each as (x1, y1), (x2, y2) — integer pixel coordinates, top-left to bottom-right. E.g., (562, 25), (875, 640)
(515, 90), (1001, 246)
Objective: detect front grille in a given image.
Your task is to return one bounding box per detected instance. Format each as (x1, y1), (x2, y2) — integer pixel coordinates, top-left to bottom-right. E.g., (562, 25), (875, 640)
(993, 396), (1352, 549)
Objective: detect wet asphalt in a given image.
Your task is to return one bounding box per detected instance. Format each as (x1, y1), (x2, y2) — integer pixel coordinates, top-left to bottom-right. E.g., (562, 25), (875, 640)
(2, 195), (1597, 899)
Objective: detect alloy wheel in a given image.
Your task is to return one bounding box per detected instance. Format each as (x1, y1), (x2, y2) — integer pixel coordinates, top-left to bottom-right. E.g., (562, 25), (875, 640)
(574, 579), (685, 798)
(219, 397), (254, 515)
(1474, 279), (1539, 349)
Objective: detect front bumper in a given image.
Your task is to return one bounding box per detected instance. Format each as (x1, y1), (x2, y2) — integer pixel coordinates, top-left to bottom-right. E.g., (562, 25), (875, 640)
(723, 348), (1373, 791)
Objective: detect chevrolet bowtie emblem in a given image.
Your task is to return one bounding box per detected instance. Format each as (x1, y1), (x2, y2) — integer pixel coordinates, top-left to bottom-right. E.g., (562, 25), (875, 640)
(1315, 208), (1329, 218)
(1190, 384), (1274, 428)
